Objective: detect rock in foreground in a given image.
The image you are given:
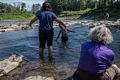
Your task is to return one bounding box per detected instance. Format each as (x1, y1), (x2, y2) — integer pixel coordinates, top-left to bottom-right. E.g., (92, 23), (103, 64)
(24, 75), (54, 80)
(0, 54), (23, 77)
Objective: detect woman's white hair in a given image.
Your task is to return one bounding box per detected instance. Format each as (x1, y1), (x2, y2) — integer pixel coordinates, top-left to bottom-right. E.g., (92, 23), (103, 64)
(88, 24), (113, 44)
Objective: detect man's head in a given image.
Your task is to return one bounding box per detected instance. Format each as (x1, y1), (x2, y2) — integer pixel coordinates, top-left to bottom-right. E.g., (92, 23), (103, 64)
(42, 2), (52, 11)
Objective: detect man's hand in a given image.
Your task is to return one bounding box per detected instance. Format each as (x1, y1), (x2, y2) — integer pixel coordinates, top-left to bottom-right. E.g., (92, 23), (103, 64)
(29, 16), (38, 27)
(29, 23), (32, 27)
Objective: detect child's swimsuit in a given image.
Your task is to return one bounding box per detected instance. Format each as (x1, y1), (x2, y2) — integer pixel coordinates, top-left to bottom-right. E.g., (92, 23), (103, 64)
(61, 36), (68, 44)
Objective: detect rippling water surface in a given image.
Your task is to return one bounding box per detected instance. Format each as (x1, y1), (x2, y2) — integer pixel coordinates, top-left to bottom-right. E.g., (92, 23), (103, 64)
(0, 24), (120, 80)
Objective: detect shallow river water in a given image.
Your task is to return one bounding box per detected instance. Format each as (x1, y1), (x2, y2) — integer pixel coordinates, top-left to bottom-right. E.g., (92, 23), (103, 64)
(0, 24), (120, 80)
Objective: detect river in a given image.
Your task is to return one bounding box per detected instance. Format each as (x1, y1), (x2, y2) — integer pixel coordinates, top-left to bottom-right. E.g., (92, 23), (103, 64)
(0, 21), (120, 80)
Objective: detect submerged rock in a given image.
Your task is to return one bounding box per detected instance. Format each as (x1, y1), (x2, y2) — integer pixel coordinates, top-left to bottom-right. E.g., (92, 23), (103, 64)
(0, 54), (23, 77)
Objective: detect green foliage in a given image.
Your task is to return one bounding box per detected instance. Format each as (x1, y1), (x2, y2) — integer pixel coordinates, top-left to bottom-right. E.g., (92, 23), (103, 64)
(45, 0), (62, 14)
(0, 0), (120, 20)
(0, 13), (34, 20)
(59, 8), (91, 17)
(0, 2), (27, 13)
(21, 3), (26, 12)
(79, 2), (120, 20)
(45, 0), (97, 15)
(32, 4), (41, 13)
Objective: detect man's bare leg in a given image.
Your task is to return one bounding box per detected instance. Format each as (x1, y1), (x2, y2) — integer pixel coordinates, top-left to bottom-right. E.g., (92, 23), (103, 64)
(39, 48), (44, 60)
(48, 46), (53, 60)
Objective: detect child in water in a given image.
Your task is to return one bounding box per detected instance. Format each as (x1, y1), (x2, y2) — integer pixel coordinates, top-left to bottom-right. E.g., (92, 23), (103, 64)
(56, 24), (74, 47)
(56, 24), (68, 47)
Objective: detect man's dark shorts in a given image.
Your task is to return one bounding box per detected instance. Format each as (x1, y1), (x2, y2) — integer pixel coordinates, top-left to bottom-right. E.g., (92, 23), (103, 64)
(39, 30), (53, 48)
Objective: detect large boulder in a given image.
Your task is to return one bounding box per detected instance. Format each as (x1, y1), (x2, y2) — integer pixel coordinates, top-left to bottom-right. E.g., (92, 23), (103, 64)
(0, 54), (23, 77)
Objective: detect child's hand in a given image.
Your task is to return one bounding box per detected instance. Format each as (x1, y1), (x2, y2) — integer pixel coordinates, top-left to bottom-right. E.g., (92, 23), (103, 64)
(62, 29), (68, 33)
(67, 29), (75, 33)
(62, 30), (68, 35)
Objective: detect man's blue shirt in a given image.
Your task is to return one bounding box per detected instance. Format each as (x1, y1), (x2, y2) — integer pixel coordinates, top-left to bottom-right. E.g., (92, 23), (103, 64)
(36, 11), (57, 31)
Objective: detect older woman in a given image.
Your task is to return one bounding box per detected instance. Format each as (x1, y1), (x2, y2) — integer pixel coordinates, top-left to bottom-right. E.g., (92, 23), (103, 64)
(73, 25), (120, 80)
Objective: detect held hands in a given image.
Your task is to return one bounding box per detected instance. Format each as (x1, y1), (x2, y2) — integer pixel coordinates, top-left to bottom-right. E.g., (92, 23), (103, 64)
(28, 23), (34, 29)
(29, 16), (38, 27)
(28, 23), (32, 27)
(61, 29), (68, 34)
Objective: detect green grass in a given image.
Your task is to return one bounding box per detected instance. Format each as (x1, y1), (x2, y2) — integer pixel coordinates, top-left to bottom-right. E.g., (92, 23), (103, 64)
(0, 9), (91, 20)
(1, 6), (119, 20)
(79, 7), (120, 20)
(0, 13), (34, 20)
(59, 8), (91, 17)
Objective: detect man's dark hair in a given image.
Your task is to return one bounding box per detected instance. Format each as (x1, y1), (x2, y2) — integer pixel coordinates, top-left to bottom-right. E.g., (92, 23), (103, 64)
(42, 2), (52, 11)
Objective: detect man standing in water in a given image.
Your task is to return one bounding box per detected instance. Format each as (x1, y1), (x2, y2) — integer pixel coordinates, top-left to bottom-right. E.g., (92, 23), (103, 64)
(29, 2), (67, 60)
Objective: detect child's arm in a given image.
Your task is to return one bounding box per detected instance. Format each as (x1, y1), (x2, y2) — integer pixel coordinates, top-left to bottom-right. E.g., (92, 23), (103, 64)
(55, 30), (61, 41)
(55, 18), (67, 33)
(67, 29), (75, 32)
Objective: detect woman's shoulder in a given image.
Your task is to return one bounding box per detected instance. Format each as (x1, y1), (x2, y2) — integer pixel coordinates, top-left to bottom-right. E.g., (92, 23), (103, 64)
(103, 47), (114, 55)
(97, 45), (115, 58)
(81, 41), (94, 48)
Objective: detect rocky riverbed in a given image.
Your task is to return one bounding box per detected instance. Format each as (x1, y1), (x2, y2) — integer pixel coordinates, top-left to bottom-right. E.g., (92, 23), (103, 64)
(0, 19), (120, 34)
(0, 22), (35, 33)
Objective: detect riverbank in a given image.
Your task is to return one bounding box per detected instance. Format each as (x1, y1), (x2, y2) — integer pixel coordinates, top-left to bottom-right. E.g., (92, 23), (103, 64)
(0, 22), (34, 33)
(0, 13), (34, 20)
(79, 4), (120, 20)
(0, 19), (120, 34)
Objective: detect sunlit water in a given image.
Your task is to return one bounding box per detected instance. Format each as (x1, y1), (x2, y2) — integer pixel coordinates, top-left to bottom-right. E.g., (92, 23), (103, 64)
(0, 24), (120, 80)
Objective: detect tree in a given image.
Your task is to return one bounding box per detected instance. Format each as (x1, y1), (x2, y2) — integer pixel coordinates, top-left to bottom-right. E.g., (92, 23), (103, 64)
(21, 3), (26, 12)
(32, 4), (41, 13)
(45, 0), (97, 13)
(0, 2), (18, 13)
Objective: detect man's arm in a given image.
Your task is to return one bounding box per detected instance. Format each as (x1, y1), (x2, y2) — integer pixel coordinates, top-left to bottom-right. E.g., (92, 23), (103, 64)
(55, 18), (67, 32)
(29, 16), (38, 27)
